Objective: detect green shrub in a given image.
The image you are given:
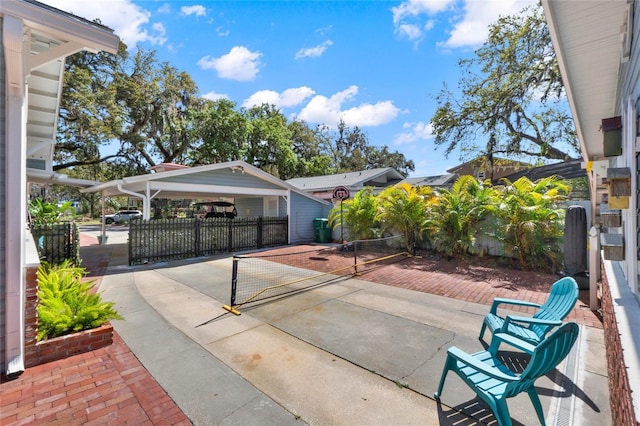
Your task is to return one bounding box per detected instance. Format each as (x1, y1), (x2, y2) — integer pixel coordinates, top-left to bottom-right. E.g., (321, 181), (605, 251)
(37, 260), (123, 341)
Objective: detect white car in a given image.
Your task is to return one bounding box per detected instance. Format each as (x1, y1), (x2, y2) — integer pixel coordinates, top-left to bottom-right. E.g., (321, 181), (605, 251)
(104, 210), (142, 224)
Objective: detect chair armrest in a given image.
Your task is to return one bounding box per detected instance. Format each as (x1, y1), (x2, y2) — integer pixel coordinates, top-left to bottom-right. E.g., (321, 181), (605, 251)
(489, 297), (542, 314)
(503, 315), (562, 328)
(446, 347), (518, 382)
(489, 332), (536, 355)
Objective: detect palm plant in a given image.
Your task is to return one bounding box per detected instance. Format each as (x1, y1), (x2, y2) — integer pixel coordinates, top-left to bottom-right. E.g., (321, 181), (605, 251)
(28, 199), (75, 226)
(376, 183), (433, 251)
(328, 187), (379, 240)
(425, 176), (499, 257)
(495, 176), (568, 271)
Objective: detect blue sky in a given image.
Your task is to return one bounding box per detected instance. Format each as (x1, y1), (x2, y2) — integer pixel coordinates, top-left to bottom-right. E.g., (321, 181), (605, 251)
(43, 0), (536, 177)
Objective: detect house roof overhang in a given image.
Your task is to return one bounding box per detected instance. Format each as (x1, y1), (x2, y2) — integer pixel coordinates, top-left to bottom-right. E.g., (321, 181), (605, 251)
(286, 168), (404, 192)
(542, 0), (629, 161)
(2, 0), (119, 176)
(26, 168), (101, 187)
(80, 160), (332, 205)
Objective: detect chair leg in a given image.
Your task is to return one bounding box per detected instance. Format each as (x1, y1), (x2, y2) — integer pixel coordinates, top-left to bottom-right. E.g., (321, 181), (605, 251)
(434, 358), (452, 399)
(479, 322), (487, 340)
(492, 398), (513, 426)
(526, 387), (546, 426)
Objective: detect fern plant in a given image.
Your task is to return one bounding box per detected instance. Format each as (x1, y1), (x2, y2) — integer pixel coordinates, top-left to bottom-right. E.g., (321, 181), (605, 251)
(37, 260), (123, 341)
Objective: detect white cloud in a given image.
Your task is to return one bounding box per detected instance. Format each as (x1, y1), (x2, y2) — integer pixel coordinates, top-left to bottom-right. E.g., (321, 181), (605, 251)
(295, 40), (334, 59)
(393, 121), (433, 145)
(342, 101), (400, 127)
(440, 0), (535, 48)
(197, 46), (262, 82)
(242, 87), (315, 108)
(216, 26), (230, 37)
(158, 4), (171, 14)
(392, 0), (536, 49)
(40, 0), (167, 48)
(396, 24), (423, 41)
(202, 91), (229, 101)
(181, 5), (207, 17)
(391, 0), (452, 25)
(297, 86), (399, 128)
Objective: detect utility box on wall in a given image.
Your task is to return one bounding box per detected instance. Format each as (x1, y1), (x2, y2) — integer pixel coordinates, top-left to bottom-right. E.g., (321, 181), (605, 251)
(607, 167), (631, 209)
(602, 116), (622, 157)
(601, 233), (625, 261)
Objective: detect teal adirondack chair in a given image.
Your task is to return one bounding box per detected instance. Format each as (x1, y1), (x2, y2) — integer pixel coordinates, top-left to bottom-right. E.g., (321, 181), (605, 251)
(435, 322), (580, 426)
(479, 276), (578, 352)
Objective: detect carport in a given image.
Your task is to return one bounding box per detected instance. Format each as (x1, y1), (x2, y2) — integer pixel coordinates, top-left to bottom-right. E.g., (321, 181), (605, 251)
(80, 160), (332, 245)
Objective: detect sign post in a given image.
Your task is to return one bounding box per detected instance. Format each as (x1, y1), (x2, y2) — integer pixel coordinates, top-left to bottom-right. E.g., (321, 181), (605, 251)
(332, 186), (350, 247)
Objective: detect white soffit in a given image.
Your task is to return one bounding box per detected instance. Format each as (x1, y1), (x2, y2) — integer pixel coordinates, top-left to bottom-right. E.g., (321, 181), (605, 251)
(543, 0), (628, 160)
(3, 0), (119, 173)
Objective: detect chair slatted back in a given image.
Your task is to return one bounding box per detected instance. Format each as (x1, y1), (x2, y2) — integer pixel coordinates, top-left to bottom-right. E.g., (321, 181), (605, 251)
(506, 322), (579, 397)
(530, 277), (579, 337)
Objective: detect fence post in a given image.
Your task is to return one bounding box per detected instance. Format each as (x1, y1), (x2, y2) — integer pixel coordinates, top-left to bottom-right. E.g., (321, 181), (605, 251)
(228, 220), (233, 252)
(195, 219), (201, 257)
(257, 217), (263, 249)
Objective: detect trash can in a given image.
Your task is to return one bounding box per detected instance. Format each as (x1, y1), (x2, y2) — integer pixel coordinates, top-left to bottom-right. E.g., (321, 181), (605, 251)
(313, 218), (331, 243)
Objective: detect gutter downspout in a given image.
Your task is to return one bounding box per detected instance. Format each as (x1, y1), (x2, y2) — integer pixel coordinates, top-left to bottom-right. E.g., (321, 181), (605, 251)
(4, 15), (27, 377)
(116, 183), (147, 217)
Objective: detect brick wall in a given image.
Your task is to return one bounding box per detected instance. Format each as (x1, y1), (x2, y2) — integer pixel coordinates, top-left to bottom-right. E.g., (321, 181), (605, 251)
(23, 265), (113, 368)
(601, 262), (639, 426)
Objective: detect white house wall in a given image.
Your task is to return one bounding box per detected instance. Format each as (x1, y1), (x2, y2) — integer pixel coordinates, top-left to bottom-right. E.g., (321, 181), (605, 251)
(602, 3), (640, 417)
(0, 16), (7, 375)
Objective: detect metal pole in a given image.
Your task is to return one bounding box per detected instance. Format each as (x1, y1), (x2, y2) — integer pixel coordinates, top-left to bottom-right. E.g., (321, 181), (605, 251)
(340, 199), (344, 244)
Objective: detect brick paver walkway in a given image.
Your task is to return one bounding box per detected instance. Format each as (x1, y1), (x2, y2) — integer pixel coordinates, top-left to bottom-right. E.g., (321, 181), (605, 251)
(0, 234), (191, 426)
(247, 244), (603, 329)
(0, 333), (190, 425)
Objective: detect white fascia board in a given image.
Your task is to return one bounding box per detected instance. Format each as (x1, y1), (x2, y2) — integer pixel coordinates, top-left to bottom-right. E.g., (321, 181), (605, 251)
(144, 181), (289, 197)
(129, 160), (291, 190)
(2, 0), (119, 54)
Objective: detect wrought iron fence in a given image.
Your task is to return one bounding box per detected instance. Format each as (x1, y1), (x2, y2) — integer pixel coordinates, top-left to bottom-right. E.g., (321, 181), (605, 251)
(30, 222), (80, 265)
(128, 216), (288, 265)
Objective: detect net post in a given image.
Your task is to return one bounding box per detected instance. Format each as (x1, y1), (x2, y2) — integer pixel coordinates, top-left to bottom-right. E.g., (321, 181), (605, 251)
(230, 256), (238, 306)
(353, 240), (360, 275)
(222, 256), (241, 315)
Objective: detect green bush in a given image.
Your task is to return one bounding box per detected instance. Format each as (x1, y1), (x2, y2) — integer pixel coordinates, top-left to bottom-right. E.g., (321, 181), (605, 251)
(37, 260), (123, 341)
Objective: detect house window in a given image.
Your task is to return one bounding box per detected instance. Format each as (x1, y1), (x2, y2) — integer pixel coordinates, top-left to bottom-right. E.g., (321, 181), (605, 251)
(264, 197), (278, 217)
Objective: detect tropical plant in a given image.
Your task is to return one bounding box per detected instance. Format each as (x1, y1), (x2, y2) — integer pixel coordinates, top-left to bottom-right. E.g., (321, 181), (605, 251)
(425, 176), (499, 257)
(376, 183), (433, 251)
(37, 260), (123, 341)
(328, 187), (379, 240)
(28, 199), (75, 226)
(494, 176), (568, 271)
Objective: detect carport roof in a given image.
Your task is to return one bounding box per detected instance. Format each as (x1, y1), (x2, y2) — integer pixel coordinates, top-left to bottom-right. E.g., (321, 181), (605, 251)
(80, 160), (331, 204)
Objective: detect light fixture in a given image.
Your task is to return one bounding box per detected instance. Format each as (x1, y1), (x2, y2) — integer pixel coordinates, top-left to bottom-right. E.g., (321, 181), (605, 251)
(230, 165), (244, 174)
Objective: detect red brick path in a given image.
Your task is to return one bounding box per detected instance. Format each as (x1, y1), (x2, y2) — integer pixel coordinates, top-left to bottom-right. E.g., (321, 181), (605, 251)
(0, 233), (191, 425)
(248, 244), (603, 329)
(0, 334), (191, 425)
